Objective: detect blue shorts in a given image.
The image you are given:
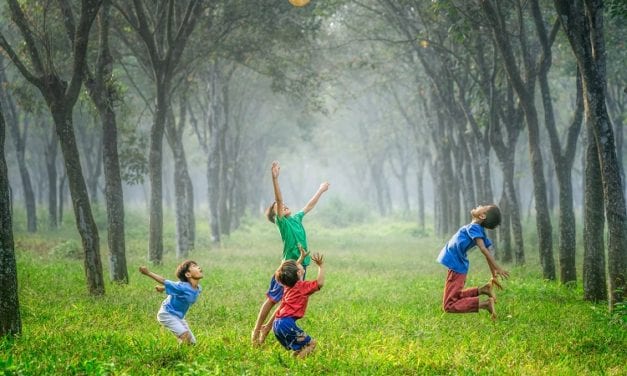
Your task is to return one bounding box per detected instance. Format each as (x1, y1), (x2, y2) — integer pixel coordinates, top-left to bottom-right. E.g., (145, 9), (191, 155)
(273, 317), (311, 351)
(266, 266), (307, 303)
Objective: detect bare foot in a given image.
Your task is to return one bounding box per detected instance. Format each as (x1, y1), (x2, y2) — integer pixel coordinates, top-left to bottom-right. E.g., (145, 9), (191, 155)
(480, 281), (496, 302)
(486, 297), (497, 321)
(251, 330), (261, 347)
(295, 339), (317, 359)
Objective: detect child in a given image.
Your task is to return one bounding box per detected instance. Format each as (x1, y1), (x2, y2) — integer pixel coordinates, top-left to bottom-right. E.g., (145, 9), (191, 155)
(139, 260), (203, 344)
(273, 251), (325, 358)
(437, 204), (509, 320)
(251, 161), (329, 346)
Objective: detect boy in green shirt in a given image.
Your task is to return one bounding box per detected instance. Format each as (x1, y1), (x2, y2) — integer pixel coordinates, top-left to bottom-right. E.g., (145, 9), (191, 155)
(251, 161), (329, 346)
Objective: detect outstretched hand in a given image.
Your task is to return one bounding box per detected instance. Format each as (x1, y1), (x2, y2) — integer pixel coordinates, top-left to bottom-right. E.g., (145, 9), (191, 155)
(271, 161), (280, 178)
(311, 252), (324, 266)
(319, 181), (330, 192)
(139, 266), (149, 275)
(297, 243), (310, 264)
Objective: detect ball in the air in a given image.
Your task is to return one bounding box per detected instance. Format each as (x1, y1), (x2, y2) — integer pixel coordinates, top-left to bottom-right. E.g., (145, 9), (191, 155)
(288, 0), (310, 7)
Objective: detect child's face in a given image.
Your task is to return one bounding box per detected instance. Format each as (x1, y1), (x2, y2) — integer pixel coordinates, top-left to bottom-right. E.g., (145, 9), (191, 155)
(186, 263), (204, 280)
(296, 263), (305, 281)
(471, 205), (489, 222)
(275, 203), (292, 217)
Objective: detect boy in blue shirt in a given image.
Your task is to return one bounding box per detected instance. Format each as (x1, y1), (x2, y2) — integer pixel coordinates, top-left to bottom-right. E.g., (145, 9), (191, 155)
(251, 161), (329, 346)
(140, 260), (203, 344)
(437, 204), (509, 320)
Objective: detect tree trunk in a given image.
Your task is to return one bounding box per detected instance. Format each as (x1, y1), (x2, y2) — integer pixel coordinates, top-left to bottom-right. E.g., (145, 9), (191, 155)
(0, 98), (21, 336)
(166, 107), (195, 259)
(481, 0), (555, 279)
(53, 110), (105, 295)
(583, 126), (606, 301)
(45, 131), (58, 229)
(148, 82), (167, 263)
(83, 0), (128, 282)
(555, 0), (627, 308)
(0, 63), (37, 232)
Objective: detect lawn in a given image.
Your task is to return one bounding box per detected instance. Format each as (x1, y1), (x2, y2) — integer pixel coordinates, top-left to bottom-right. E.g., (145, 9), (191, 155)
(1, 215), (625, 375)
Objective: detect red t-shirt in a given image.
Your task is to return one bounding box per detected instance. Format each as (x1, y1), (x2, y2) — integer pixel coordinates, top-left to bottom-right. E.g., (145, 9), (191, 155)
(274, 280), (320, 319)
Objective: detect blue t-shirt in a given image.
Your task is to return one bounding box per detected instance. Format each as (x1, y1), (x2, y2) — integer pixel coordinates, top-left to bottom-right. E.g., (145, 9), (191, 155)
(437, 223), (493, 274)
(161, 280), (201, 319)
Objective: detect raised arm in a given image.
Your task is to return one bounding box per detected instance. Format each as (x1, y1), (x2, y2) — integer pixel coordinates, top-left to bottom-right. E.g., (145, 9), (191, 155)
(475, 238), (509, 282)
(271, 161), (285, 219)
(311, 253), (325, 288)
(296, 243), (310, 265)
(302, 182), (330, 214)
(139, 266), (166, 285)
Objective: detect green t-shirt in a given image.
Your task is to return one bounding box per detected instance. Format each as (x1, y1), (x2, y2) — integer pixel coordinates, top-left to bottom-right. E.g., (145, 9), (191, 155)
(276, 210), (310, 266)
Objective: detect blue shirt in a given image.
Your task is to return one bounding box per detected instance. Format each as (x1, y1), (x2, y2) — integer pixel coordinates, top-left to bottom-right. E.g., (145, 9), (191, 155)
(162, 280), (201, 319)
(437, 223), (493, 274)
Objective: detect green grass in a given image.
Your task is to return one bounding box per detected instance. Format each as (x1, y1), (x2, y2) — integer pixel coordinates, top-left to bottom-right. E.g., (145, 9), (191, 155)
(1, 216), (626, 375)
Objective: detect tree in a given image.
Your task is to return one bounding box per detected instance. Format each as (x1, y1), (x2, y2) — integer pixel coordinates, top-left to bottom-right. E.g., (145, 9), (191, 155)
(0, 0), (105, 295)
(114, 0), (204, 264)
(480, 0), (555, 280)
(555, 0), (627, 308)
(0, 56), (37, 232)
(84, 0), (128, 282)
(0, 90), (21, 337)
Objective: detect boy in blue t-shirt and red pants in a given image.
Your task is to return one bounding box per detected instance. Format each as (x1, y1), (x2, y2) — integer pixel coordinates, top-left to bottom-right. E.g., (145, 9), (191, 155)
(437, 204), (509, 320)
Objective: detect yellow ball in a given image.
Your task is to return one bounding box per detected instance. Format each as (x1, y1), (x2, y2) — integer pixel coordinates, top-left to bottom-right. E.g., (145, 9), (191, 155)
(288, 0), (310, 7)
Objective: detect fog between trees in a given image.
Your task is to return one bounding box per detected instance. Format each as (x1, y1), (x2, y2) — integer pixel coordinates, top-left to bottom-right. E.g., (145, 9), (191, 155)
(0, 0), (625, 324)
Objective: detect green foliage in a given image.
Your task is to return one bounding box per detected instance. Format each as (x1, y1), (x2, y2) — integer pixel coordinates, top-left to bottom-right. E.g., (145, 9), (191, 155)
(3, 217), (626, 375)
(49, 239), (82, 260)
(314, 196), (371, 227)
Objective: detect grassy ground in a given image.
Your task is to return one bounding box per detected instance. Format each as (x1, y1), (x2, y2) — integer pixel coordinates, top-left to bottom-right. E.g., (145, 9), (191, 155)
(1, 215), (625, 375)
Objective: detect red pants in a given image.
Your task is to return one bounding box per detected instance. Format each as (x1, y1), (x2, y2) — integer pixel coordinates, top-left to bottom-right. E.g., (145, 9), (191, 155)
(442, 270), (479, 313)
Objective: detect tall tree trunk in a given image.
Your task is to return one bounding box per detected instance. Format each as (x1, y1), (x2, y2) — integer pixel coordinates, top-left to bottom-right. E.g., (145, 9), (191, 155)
(0, 98), (21, 336)
(53, 110), (105, 295)
(166, 107), (195, 259)
(0, 0), (104, 294)
(0, 62), (37, 232)
(532, 0), (582, 284)
(148, 80), (167, 263)
(583, 126), (606, 301)
(84, 0), (128, 282)
(45, 130), (59, 229)
(481, 0), (555, 279)
(555, 0), (627, 308)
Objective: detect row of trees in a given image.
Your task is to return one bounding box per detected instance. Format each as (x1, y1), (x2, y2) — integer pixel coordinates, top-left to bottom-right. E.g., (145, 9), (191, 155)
(1, 0), (625, 339)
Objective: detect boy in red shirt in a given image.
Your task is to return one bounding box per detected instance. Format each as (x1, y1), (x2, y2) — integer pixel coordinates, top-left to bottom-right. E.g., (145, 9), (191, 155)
(273, 251), (325, 358)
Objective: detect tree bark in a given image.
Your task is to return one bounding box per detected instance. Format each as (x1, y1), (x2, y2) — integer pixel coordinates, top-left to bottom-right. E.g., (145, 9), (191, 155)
(0, 97), (21, 337)
(583, 125), (607, 301)
(0, 0), (105, 295)
(0, 61), (37, 232)
(481, 0), (555, 279)
(555, 0), (627, 308)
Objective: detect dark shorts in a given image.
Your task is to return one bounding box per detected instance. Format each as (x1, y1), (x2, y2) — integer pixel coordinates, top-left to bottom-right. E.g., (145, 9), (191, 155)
(273, 317), (311, 351)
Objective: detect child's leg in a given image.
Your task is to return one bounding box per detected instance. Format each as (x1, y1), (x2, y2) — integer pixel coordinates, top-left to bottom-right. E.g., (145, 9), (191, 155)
(295, 339), (317, 359)
(479, 297), (497, 320)
(252, 275), (284, 345)
(443, 270), (479, 313)
(252, 298), (276, 345)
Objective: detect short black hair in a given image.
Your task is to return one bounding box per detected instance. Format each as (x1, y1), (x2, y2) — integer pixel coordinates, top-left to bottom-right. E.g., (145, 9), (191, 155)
(275, 260), (299, 288)
(482, 205), (501, 229)
(176, 260), (197, 282)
